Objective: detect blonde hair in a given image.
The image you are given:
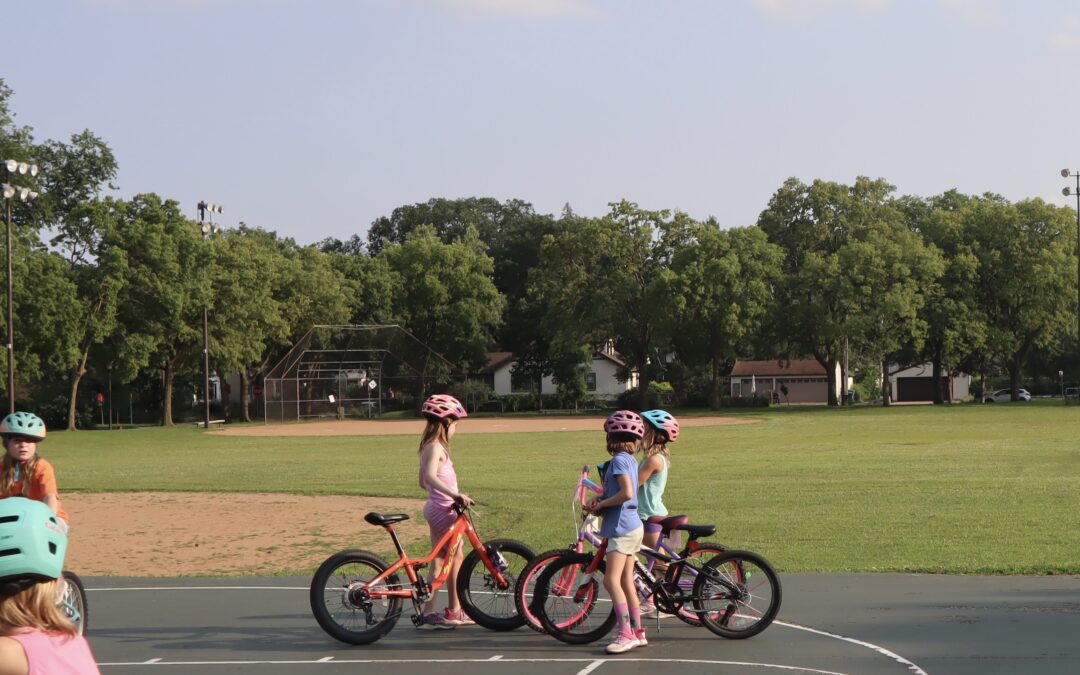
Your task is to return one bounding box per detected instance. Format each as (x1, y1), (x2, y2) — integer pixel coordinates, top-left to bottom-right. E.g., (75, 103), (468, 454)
(0, 580), (75, 639)
(0, 446), (39, 497)
(606, 436), (638, 456)
(641, 426), (670, 464)
(418, 418), (452, 454)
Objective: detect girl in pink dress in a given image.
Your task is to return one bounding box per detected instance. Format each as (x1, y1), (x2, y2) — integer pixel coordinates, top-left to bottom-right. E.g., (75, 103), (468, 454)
(416, 394), (473, 630)
(0, 497), (100, 674)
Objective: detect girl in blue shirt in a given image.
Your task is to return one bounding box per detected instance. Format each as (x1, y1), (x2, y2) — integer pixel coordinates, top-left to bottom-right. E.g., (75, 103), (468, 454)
(585, 410), (647, 654)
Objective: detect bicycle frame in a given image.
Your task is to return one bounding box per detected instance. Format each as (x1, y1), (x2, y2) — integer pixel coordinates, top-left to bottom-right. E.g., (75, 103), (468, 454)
(363, 505), (510, 601)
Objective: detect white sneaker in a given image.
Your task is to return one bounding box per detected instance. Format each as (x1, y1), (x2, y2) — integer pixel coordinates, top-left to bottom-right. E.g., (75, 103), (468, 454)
(605, 632), (638, 654)
(634, 628), (648, 647)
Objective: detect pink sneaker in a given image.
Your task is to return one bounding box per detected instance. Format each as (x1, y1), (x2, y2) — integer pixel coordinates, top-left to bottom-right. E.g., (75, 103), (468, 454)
(443, 608), (475, 626)
(605, 631), (638, 654)
(416, 612), (455, 630)
(634, 627), (648, 647)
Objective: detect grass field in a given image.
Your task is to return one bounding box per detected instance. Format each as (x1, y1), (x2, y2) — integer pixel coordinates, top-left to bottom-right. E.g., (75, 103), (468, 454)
(45, 402), (1080, 575)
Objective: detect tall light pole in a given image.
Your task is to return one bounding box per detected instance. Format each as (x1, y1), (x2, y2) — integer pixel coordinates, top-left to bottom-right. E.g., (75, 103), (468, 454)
(1060, 169), (1080, 402)
(197, 200), (223, 429)
(2, 160), (39, 413)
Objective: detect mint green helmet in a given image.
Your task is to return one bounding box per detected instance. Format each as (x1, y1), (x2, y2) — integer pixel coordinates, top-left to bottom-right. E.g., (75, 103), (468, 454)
(0, 412), (47, 442)
(0, 497), (67, 592)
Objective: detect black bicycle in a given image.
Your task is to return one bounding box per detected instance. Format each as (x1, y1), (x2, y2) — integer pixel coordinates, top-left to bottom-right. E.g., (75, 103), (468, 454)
(531, 536), (781, 644)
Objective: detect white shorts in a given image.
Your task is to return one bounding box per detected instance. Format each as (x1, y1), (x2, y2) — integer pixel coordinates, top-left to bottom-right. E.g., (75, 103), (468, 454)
(607, 525), (644, 555)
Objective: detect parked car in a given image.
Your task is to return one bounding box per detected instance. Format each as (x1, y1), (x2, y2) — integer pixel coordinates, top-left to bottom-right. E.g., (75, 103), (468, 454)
(1066, 387), (1080, 399)
(982, 388), (1032, 403)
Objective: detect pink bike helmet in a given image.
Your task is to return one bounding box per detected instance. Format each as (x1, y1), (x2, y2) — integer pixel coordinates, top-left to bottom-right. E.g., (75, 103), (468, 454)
(422, 394), (468, 421)
(641, 409), (680, 442)
(603, 410), (645, 439)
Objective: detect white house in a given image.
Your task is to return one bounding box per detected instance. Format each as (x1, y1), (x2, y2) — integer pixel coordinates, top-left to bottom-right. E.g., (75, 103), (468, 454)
(481, 348), (638, 399)
(730, 359), (845, 404)
(890, 363), (971, 403)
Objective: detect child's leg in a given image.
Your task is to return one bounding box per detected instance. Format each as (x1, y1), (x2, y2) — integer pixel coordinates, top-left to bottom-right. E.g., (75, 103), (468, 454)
(604, 551), (633, 636)
(446, 539), (464, 611)
(421, 528), (444, 615)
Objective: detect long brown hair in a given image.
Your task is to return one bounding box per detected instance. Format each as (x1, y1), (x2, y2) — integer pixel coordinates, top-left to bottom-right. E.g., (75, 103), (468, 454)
(641, 426), (670, 464)
(418, 417), (452, 454)
(0, 580), (76, 639)
(0, 442), (39, 497)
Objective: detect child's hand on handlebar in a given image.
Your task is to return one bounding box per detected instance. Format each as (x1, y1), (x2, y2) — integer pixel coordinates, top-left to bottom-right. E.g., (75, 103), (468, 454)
(584, 498), (600, 515)
(454, 493), (475, 507)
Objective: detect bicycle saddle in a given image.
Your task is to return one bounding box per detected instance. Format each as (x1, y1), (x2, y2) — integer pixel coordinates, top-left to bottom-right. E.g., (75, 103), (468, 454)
(672, 523), (716, 538)
(364, 512), (411, 527)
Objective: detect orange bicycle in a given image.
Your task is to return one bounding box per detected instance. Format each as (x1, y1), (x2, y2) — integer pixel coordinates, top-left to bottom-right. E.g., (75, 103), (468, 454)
(310, 500), (536, 644)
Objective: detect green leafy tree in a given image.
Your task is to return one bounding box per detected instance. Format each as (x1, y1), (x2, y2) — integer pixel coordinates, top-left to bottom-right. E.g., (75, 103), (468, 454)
(758, 177), (911, 405)
(380, 225), (505, 398)
(900, 191), (987, 403)
(670, 224), (782, 408)
(966, 196), (1077, 398)
(109, 194), (206, 426)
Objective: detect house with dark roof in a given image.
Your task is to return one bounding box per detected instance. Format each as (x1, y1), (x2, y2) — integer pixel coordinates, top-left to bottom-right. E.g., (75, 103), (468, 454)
(479, 346), (637, 398)
(730, 359), (844, 404)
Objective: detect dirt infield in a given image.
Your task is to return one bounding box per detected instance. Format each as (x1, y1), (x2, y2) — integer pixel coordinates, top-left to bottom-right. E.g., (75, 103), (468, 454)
(65, 492), (430, 576)
(217, 415), (756, 437)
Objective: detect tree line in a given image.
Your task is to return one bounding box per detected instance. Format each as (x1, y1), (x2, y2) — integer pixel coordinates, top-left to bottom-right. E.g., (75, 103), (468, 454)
(2, 80), (1076, 427)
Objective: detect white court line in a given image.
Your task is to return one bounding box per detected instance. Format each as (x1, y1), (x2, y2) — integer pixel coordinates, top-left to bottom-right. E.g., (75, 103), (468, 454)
(776, 621), (927, 675)
(98, 657), (849, 673)
(577, 659), (606, 675)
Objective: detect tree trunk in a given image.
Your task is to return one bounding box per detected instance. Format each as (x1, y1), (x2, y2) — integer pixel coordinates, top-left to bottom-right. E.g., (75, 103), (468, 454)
(839, 357), (848, 407)
(240, 369), (252, 423)
(931, 341), (945, 405)
(881, 358), (891, 407)
(825, 355), (839, 407)
(636, 355), (651, 410)
(1008, 355), (1022, 401)
(162, 361), (175, 427)
(66, 356), (88, 431)
(710, 353), (721, 410)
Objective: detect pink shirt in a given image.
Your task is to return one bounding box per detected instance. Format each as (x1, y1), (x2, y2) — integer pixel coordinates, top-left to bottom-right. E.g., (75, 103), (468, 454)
(8, 629), (100, 674)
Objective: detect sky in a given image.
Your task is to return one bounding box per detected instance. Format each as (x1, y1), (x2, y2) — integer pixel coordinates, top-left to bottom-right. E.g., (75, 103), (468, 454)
(5, 0), (1080, 245)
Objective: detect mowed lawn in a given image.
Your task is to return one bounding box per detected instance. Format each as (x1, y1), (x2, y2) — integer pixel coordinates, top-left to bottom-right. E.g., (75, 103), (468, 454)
(45, 402), (1080, 575)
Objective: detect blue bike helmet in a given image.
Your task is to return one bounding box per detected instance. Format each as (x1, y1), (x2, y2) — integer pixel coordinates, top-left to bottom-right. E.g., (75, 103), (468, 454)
(0, 412), (47, 442)
(640, 409), (680, 442)
(0, 497), (67, 595)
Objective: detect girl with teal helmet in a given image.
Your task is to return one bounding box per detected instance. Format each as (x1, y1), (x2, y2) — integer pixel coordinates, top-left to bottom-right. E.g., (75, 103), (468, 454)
(0, 498), (100, 673)
(0, 412), (69, 529)
(636, 409), (680, 618)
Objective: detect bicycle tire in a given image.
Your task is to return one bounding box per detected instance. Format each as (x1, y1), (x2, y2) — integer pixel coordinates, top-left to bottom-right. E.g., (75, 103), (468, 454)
(457, 538), (536, 631)
(310, 550), (403, 645)
(514, 548), (570, 633)
(533, 551), (616, 644)
(60, 571), (89, 635)
(662, 541), (727, 627)
(692, 549), (781, 639)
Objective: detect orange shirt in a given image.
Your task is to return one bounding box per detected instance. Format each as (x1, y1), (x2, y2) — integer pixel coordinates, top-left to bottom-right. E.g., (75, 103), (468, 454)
(2, 459), (69, 523)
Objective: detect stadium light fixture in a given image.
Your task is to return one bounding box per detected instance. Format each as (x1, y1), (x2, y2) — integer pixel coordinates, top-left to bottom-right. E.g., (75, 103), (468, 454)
(1061, 169), (1080, 404)
(2, 159), (40, 413)
(197, 200), (225, 429)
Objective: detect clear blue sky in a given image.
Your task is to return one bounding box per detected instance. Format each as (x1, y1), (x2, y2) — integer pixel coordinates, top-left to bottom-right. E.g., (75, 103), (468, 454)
(6, 0), (1080, 244)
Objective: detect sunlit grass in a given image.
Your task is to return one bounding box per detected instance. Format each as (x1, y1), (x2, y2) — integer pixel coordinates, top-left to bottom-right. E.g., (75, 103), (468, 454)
(45, 401), (1080, 575)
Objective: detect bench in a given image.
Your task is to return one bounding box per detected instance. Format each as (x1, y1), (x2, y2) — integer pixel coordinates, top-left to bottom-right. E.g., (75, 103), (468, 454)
(194, 419), (226, 428)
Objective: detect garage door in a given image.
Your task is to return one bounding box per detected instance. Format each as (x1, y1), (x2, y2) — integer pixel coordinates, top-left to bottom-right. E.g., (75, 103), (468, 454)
(896, 377), (946, 402)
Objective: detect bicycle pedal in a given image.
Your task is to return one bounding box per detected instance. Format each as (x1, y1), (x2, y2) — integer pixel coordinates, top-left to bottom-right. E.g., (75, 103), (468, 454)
(410, 614), (423, 627)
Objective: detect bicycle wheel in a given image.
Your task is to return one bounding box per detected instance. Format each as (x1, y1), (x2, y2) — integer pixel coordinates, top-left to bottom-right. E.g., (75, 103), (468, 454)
(457, 538), (536, 631)
(663, 541), (728, 627)
(691, 549), (781, 639)
(310, 550), (403, 645)
(514, 548), (568, 633)
(60, 571), (89, 635)
(533, 551), (616, 644)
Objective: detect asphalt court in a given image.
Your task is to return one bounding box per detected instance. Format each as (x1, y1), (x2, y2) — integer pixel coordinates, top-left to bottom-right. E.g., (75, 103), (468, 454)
(85, 573), (1080, 675)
